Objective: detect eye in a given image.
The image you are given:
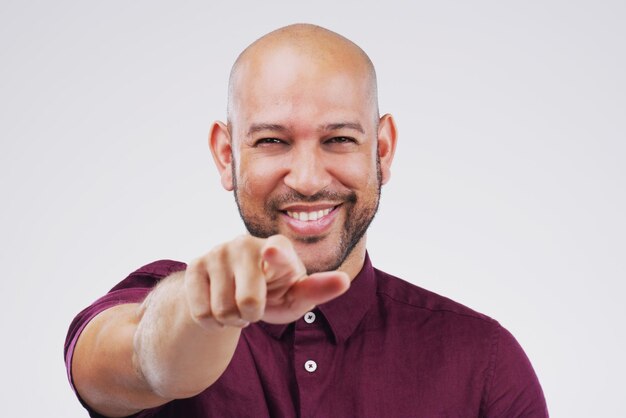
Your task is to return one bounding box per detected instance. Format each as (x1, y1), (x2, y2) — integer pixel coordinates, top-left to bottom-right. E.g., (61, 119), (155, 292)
(325, 136), (356, 144)
(254, 138), (286, 147)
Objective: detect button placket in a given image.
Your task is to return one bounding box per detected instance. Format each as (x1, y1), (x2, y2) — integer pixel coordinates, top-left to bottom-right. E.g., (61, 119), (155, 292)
(294, 309), (333, 418)
(301, 311), (319, 375)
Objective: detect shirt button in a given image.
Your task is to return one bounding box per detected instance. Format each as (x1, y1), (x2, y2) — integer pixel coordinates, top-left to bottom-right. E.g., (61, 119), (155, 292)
(304, 360), (317, 373)
(304, 311), (316, 324)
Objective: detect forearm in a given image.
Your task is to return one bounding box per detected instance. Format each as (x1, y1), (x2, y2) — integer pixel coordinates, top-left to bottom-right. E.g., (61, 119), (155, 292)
(72, 271), (241, 417)
(134, 272), (241, 399)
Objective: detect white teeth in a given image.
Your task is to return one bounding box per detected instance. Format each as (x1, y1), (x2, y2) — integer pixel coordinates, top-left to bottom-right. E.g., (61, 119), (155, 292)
(286, 208), (332, 222)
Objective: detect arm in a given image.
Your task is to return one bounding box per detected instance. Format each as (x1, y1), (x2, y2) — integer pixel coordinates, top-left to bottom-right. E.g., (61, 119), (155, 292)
(72, 272), (241, 417)
(71, 235), (349, 417)
(482, 326), (549, 417)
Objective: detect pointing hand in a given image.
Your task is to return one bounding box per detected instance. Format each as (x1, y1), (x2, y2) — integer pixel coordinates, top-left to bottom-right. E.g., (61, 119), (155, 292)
(184, 234), (350, 329)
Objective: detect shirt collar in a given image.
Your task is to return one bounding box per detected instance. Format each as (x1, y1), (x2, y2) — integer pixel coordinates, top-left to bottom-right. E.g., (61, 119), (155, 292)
(259, 252), (377, 344)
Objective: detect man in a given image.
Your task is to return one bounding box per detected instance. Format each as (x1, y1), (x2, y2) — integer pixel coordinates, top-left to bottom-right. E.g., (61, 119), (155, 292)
(65, 24), (548, 417)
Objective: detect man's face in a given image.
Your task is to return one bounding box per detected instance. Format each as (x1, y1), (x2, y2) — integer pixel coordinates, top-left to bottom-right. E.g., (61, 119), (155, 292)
(227, 48), (383, 273)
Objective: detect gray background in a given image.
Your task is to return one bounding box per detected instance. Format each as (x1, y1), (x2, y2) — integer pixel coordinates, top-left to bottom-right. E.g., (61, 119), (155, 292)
(1, 1), (624, 416)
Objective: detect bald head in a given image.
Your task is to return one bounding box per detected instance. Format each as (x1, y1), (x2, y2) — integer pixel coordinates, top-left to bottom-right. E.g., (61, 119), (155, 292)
(227, 24), (379, 124)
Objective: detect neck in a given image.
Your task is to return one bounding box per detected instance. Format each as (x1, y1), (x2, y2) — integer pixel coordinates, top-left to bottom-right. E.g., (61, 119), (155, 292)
(338, 234), (367, 281)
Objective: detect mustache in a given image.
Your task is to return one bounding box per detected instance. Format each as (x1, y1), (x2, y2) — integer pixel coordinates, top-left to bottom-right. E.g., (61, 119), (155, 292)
(267, 189), (357, 211)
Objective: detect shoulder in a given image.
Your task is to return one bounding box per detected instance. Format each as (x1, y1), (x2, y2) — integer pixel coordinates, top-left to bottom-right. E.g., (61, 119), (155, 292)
(370, 267), (501, 361)
(372, 268), (548, 415)
(65, 259), (187, 363)
(374, 267), (496, 325)
(109, 259), (187, 292)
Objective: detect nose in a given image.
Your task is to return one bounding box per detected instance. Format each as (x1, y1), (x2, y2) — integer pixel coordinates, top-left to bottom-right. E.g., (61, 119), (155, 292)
(283, 146), (332, 196)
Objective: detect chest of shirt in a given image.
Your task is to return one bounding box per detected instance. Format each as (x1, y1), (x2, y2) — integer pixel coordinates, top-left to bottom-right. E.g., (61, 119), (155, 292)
(152, 308), (491, 418)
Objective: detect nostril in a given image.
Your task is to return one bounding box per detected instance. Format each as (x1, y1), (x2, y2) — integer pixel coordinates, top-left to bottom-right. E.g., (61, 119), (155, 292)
(284, 168), (332, 197)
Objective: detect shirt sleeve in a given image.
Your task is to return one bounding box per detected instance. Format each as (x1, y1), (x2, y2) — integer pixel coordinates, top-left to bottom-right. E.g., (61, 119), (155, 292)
(63, 260), (187, 417)
(482, 325), (549, 417)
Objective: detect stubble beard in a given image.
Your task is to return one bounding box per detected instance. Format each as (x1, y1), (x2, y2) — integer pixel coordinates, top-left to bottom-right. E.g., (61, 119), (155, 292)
(232, 156), (382, 273)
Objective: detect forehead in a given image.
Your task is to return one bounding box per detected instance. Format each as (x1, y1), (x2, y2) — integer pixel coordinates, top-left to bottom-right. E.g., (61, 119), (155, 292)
(230, 47), (374, 132)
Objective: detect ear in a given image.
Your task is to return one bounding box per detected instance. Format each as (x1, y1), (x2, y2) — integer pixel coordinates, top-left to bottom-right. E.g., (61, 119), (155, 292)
(377, 113), (398, 185)
(209, 121), (234, 191)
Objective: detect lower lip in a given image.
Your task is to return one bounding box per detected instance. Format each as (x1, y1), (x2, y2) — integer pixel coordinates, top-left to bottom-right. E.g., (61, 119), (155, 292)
(281, 206), (340, 236)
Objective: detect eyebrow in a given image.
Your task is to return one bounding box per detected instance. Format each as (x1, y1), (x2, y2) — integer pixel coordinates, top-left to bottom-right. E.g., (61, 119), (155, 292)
(247, 123), (290, 137)
(320, 122), (365, 134)
(247, 122), (365, 137)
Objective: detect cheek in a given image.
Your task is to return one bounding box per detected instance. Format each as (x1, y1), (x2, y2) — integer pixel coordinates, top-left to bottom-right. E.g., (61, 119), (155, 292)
(237, 156), (284, 197)
(330, 153), (379, 190)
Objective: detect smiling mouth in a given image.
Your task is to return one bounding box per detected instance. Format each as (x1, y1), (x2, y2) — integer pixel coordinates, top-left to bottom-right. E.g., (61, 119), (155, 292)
(284, 206), (338, 221)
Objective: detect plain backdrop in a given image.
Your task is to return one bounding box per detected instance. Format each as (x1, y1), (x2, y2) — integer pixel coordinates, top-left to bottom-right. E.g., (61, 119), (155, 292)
(1, 1), (624, 416)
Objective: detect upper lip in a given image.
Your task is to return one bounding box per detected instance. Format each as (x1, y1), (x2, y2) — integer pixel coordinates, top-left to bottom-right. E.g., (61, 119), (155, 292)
(279, 203), (340, 212)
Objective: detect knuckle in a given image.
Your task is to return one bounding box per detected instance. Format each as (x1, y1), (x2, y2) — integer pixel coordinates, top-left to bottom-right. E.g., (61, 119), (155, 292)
(268, 234), (290, 248)
(210, 302), (236, 322)
(203, 246), (230, 275)
(237, 284), (266, 321)
(238, 295), (263, 314)
(189, 302), (211, 320)
(230, 234), (250, 249)
(207, 244), (227, 262)
(187, 256), (206, 272)
(232, 234), (263, 253)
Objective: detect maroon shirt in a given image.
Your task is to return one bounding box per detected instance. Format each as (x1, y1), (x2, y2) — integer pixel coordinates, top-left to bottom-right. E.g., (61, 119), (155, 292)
(65, 255), (548, 417)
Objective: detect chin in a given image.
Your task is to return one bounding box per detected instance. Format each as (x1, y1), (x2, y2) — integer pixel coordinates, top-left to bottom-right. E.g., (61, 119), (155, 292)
(303, 258), (340, 274)
(296, 243), (344, 274)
